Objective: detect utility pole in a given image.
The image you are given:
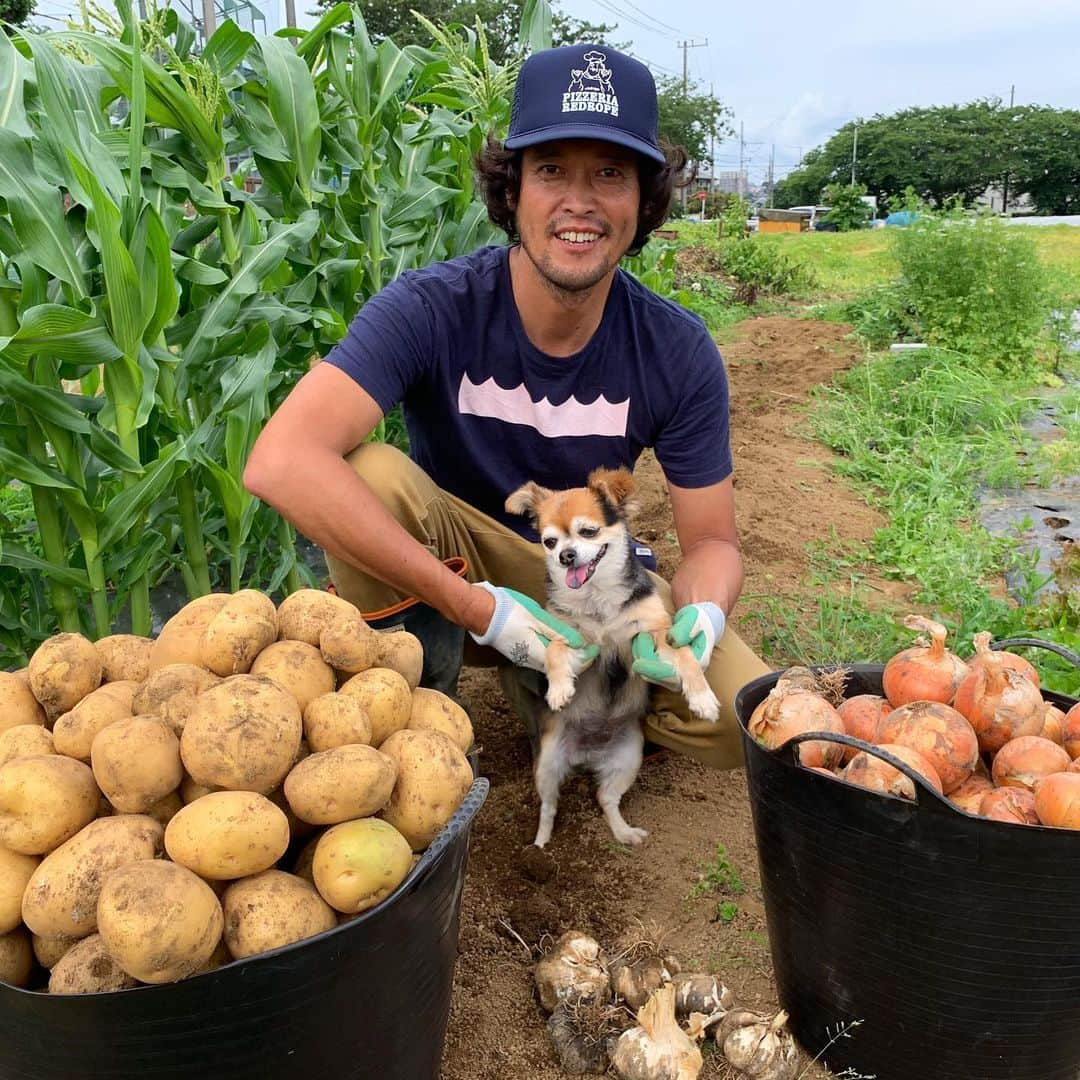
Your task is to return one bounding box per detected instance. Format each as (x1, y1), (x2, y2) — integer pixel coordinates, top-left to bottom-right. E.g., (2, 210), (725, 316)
(709, 82), (716, 193)
(285, 0), (297, 32)
(678, 39), (707, 95)
(1002, 84), (1015, 215)
(201, 0), (216, 41)
(767, 144), (775, 208)
(851, 118), (859, 185)
(738, 121), (745, 197)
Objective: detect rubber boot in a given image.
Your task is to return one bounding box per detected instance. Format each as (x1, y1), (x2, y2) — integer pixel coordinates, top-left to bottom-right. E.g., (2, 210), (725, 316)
(360, 557), (468, 699)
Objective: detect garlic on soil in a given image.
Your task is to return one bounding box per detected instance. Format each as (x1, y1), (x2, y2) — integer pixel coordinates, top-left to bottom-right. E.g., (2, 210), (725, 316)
(547, 999), (626, 1075)
(610, 954), (676, 1010)
(612, 983), (703, 1080)
(718, 1008), (799, 1080)
(671, 973), (735, 1020)
(534, 931), (611, 1013)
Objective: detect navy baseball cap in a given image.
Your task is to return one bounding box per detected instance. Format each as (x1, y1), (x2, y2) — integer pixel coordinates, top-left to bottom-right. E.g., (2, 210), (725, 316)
(505, 45), (666, 165)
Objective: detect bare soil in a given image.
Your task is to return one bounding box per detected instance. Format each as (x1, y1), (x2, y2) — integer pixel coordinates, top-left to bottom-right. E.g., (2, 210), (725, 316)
(441, 315), (882, 1079)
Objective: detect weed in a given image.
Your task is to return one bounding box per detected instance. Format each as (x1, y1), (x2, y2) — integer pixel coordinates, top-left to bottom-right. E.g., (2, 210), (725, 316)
(603, 842), (634, 857)
(690, 844), (744, 900)
(715, 901), (739, 923)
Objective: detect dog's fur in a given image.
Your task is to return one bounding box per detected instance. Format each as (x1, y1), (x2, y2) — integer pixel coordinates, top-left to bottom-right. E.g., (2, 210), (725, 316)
(506, 468), (719, 848)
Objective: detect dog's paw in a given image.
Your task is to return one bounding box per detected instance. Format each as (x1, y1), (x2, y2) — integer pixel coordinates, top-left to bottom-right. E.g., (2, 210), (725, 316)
(611, 823), (648, 846)
(533, 826), (553, 849)
(688, 687), (721, 723)
(545, 678), (576, 711)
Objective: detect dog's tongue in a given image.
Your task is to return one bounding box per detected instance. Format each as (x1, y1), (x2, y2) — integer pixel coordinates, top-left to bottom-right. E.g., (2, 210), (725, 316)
(566, 563), (590, 590)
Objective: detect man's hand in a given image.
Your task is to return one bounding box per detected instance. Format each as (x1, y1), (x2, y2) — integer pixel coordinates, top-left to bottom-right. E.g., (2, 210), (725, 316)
(469, 582), (599, 675)
(631, 602), (726, 691)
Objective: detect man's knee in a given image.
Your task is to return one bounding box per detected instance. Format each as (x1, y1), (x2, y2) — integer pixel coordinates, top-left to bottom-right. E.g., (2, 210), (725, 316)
(344, 442), (418, 514)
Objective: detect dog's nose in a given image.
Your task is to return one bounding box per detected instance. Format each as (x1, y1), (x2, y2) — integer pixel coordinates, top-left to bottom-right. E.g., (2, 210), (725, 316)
(558, 548), (577, 567)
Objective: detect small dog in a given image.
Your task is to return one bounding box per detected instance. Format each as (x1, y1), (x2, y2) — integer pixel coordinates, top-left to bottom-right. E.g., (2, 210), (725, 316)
(506, 468), (719, 848)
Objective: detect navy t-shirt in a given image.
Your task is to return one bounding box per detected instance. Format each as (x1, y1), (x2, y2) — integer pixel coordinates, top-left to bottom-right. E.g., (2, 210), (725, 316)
(325, 244), (731, 539)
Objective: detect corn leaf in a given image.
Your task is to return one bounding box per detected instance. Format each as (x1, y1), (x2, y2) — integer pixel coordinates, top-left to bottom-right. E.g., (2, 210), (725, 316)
(203, 20), (256, 75)
(0, 305), (121, 367)
(0, 446), (78, 490)
(0, 32), (31, 138)
(97, 441), (183, 550)
(0, 540), (91, 589)
(261, 36), (320, 202)
(0, 368), (92, 435)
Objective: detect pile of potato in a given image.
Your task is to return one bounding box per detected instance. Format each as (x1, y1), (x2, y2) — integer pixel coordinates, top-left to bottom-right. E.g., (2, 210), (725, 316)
(0, 589), (475, 995)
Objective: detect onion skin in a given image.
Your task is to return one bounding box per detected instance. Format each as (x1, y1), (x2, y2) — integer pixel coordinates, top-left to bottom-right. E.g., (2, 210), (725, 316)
(882, 615), (968, 708)
(1041, 704), (1065, 747)
(948, 773), (995, 814)
(1035, 772), (1080, 829)
(966, 631), (1040, 688)
(1063, 704), (1080, 759)
(876, 701), (979, 794)
(749, 687), (845, 769)
(979, 787), (1039, 825)
(837, 695), (892, 763)
(842, 744), (942, 800)
(952, 652), (1045, 754)
(991, 736), (1070, 792)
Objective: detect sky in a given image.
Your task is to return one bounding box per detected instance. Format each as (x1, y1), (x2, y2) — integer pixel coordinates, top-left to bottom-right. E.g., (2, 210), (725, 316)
(560, 0), (1080, 185)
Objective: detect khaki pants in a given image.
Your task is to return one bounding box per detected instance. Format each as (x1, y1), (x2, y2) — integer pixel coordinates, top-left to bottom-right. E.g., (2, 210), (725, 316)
(326, 443), (771, 770)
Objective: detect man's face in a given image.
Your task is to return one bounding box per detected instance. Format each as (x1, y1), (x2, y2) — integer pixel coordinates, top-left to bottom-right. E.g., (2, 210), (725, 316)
(513, 140), (641, 294)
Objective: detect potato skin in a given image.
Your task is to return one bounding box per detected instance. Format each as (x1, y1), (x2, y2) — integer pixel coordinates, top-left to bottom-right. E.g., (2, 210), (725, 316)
(303, 693), (372, 752)
(0, 926), (33, 987)
(28, 633), (103, 720)
(0, 725), (55, 768)
(277, 590), (358, 647)
(312, 818), (413, 914)
(32, 931), (78, 970)
(22, 815), (164, 938)
(284, 744), (397, 825)
(0, 672), (47, 732)
(149, 594), (230, 671)
(319, 611), (378, 676)
(91, 717), (183, 814)
(375, 631), (424, 690)
(250, 641), (335, 712)
(132, 664), (219, 736)
(93, 634), (153, 684)
(181, 676), (302, 794)
(378, 729), (474, 851)
(408, 688), (474, 753)
(222, 870), (336, 960)
(0, 755), (100, 854)
(48, 932), (139, 994)
(338, 668), (412, 747)
(164, 791), (290, 880)
(0, 846), (39, 934)
(53, 680), (137, 762)
(97, 860), (223, 984)
(200, 590), (278, 676)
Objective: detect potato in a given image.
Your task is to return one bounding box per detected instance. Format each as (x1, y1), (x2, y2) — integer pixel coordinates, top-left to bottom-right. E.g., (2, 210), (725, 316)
(312, 818), (413, 914)
(28, 633), (103, 720)
(319, 611), (378, 676)
(33, 932), (78, 969)
(22, 814), (164, 938)
(140, 791), (183, 828)
(0, 926), (33, 987)
(375, 630), (424, 690)
(338, 668), (412, 747)
(292, 832), (322, 883)
(94, 634), (153, 683)
(148, 594), (230, 671)
(378, 729), (473, 851)
(198, 938), (232, 973)
(53, 680), (138, 762)
(200, 589), (278, 676)
(222, 870), (336, 960)
(408, 688), (473, 753)
(277, 589), (358, 647)
(284, 744), (397, 825)
(132, 664), (219, 735)
(181, 675), (302, 794)
(91, 717), (182, 814)
(0, 846), (38, 934)
(265, 784), (315, 842)
(97, 860), (223, 983)
(250, 641), (334, 712)
(0, 671), (47, 732)
(0, 725), (55, 767)
(164, 790), (290, 880)
(180, 774), (218, 804)
(0, 755), (100, 854)
(48, 932), (139, 994)
(303, 693), (372, 752)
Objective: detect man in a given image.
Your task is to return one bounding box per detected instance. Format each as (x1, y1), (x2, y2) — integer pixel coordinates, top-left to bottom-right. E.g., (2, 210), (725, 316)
(244, 44), (769, 770)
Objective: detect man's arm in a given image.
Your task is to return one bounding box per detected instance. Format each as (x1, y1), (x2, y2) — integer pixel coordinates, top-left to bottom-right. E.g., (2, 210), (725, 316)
(667, 475), (744, 616)
(243, 363), (494, 635)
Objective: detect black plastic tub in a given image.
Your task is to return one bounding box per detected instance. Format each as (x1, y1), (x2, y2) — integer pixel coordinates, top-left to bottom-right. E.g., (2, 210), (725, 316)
(736, 664), (1080, 1080)
(0, 777), (489, 1080)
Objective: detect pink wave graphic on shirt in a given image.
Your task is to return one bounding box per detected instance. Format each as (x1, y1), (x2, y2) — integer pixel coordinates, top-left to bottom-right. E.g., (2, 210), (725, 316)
(457, 374), (630, 438)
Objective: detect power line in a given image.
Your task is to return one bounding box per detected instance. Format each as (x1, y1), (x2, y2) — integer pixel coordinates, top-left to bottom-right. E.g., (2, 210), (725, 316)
(589, 0), (678, 39)
(612, 0), (684, 36)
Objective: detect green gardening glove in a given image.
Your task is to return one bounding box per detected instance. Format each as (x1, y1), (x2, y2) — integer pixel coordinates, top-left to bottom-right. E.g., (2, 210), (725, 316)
(631, 601), (726, 692)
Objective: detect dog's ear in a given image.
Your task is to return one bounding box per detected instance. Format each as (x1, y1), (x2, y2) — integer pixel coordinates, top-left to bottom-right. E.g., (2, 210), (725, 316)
(587, 468), (639, 519)
(505, 481), (553, 525)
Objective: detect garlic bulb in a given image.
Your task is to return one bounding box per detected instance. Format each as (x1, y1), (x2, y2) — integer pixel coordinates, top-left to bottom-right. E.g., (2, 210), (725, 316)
(534, 931), (610, 1013)
(719, 1009), (798, 1080)
(612, 984), (703, 1080)
(671, 973), (735, 1020)
(610, 954), (676, 1010)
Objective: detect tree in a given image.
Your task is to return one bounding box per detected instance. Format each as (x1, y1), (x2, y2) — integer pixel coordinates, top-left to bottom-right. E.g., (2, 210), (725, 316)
(1009, 107), (1080, 215)
(1, 0), (34, 27)
(822, 183), (872, 230)
(654, 76), (733, 166)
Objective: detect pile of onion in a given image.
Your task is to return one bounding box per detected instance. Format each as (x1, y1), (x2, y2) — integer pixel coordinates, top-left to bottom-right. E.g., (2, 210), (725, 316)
(882, 615), (968, 707)
(979, 787), (1039, 825)
(1041, 704), (1066, 747)
(842, 745), (942, 800)
(876, 701), (979, 794)
(1063, 703), (1080, 759)
(952, 650), (1044, 754)
(837, 695), (892, 763)
(964, 631), (1040, 687)
(1034, 773), (1080, 829)
(748, 685), (845, 770)
(991, 736), (1069, 792)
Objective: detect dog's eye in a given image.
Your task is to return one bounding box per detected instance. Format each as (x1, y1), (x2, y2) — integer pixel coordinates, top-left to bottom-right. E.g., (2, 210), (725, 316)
(543, 537), (557, 549)
(578, 526), (599, 539)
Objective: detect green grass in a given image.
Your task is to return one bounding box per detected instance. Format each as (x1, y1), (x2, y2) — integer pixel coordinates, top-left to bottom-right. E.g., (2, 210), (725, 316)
(689, 843), (745, 899)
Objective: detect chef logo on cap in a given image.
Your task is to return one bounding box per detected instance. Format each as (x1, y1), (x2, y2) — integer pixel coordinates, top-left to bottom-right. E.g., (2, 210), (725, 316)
(563, 49), (619, 117)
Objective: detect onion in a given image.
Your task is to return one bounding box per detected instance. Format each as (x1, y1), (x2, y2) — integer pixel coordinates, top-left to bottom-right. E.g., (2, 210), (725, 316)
(991, 735), (1070, 791)
(718, 1009), (799, 1080)
(1063, 703), (1080, 759)
(1034, 772), (1080, 828)
(1068, 759), (1080, 774)
(952, 650), (1044, 754)
(837, 694), (892, 763)
(748, 686), (845, 769)
(842, 744), (942, 800)
(1041, 704), (1066, 746)
(979, 787), (1039, 825)
(534, 932), (610, 1013)
(876, 700), (979, 793)
(612, 984), (702, 1080)
(881, 615), (968, 707)
(947, 773), (995, 814)
(965, 631), (1040, 687)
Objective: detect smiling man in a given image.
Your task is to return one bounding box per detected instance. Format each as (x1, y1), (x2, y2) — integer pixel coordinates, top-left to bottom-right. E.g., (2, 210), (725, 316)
(244, 45), (769, 770)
